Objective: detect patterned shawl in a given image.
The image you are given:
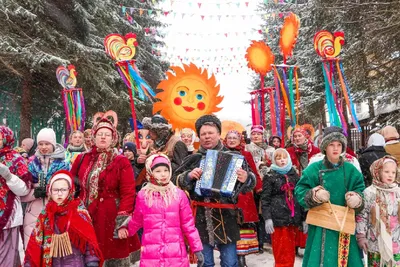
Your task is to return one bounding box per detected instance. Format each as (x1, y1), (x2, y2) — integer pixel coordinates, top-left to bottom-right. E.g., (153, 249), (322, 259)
(293, 139), (313, 170)
(0, 126), (30, 233)
(24, 172), (103, 267)
(370, 155), (400, 266)
(81, 146), (118, 206)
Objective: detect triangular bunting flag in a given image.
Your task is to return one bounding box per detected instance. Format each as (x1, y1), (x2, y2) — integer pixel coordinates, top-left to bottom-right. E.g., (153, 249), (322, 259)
(245, 2), (249, 6)
(198, 3), (202, 8)
(147, 9), (153, 15)
(127, 14), (133, 24)
(201, 15), (205, 20)
(121, 6), (126, 14)
(130, 7), (134, 14)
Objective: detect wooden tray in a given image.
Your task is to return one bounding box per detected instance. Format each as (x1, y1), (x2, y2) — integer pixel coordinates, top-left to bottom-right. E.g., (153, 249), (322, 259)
(306, 202), (355, 235)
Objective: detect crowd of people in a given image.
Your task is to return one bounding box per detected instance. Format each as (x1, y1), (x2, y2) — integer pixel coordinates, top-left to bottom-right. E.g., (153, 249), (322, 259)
(0, 115), (400, 267)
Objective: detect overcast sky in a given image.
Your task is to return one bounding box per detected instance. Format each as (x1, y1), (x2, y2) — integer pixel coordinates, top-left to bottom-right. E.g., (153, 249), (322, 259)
(159, 0), (264, 128)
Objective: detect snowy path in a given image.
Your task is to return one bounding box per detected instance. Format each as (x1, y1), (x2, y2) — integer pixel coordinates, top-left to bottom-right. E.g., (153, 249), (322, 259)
(132, 246), (304, 266)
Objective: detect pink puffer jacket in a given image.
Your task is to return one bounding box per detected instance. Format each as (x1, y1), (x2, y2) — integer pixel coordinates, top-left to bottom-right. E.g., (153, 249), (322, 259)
(128, 188), (203, 267)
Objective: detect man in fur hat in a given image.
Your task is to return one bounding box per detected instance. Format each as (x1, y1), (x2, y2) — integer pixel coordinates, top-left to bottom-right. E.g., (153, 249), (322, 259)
(142, 115), (188, 173)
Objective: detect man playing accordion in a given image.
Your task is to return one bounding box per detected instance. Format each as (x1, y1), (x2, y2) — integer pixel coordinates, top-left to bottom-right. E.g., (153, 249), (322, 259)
(174, 115), (256, 267)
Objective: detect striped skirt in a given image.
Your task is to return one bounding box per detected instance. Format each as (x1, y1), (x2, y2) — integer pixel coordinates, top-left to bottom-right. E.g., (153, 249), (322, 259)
(236, 226), (259, 256)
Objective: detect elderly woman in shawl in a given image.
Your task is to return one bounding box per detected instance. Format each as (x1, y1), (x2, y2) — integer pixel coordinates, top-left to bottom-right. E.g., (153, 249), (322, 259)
(70, 117), (140, 267)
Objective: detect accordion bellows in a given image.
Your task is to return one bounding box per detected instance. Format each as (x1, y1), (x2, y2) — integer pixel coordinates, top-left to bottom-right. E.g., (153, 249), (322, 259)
(195, 150), (244, 198)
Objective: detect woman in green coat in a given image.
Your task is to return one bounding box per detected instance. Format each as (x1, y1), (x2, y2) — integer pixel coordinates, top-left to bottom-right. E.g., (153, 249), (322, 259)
(295, 126), (365, 267)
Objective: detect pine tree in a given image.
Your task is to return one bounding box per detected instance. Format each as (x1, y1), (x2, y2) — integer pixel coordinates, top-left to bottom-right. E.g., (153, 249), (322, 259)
(0, 0), (168, 140)
(253, 0), (400, 131)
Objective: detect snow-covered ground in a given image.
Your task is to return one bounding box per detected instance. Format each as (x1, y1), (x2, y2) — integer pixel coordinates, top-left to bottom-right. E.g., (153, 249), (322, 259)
(132, 245), (304, 267)
(188, 250), (304, 267)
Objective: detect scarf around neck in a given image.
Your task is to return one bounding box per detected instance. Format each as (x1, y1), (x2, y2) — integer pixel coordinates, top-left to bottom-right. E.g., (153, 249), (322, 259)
(142, 182), (178, 208)
(81, 146), (118, 206)
(271, 161), (293, 174)
(270, 148), (293, 174)
(67, 144), (86, 153)
(24, 195), (103, 267)
(294, 139), (311, 170)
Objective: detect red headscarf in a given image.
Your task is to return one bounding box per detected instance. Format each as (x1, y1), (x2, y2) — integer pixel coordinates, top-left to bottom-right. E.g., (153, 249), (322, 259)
(24, 170), (103, 267)
(223, 130), (246, 152)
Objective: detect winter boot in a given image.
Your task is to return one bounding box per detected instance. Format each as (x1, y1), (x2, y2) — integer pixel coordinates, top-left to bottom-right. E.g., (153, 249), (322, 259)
(238, 255), (248, 267)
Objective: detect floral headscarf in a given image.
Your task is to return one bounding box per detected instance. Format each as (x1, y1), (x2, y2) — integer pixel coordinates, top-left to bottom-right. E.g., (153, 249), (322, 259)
(142, 154), (178, 208)
(369, 155), (399, 265)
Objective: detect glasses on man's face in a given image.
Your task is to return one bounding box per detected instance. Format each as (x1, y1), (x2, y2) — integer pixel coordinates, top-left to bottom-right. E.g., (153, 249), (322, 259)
(51, 188), (69, 195)
(96, 133), (112, 138)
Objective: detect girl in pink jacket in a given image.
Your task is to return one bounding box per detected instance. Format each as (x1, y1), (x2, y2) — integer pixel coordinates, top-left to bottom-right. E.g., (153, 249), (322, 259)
(118, 154), (204, 267)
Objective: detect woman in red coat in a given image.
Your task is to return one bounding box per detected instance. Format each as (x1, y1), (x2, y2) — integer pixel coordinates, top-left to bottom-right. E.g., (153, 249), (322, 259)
(224, 130), (262, 267)
(71, 117), (140, 266)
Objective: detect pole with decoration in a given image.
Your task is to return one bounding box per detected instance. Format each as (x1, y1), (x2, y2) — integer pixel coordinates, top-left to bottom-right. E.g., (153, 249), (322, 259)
(104, 33), (156, 148)
(56, 65), (86, 146)
(313, 30), (361, 133)
(271, 12), (301, 145)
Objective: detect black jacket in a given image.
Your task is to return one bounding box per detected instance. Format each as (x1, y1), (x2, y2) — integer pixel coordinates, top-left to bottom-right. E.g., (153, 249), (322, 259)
(261, 168), (304, 227)
(173, 143), (256, 245)
(359, 146), (388, 187)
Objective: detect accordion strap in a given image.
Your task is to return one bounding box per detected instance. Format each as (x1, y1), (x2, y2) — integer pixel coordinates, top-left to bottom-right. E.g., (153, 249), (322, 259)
(191, 201), (235, 219)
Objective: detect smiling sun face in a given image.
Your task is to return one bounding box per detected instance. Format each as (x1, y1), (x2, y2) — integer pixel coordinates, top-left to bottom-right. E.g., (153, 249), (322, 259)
(153, 63), (223, 129)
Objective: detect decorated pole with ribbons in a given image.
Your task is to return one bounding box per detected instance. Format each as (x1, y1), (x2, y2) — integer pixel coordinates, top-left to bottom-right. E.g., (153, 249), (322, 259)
(271, 12), (301, 145)
(250, 87), (277, 135)
(56, 65), (86, 146)
(245, 40), (278, 134)
(104, 33), (156, 147)
(314, 30), (361, 133)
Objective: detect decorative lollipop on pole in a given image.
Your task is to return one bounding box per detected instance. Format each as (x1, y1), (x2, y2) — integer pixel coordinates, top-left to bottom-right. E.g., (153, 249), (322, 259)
(104, 33), (156, 147)
(314, 30), (361, 133)
(245, 41), (276, 134)
(56, 65), (86, 146)
(272, 12), (301, 141)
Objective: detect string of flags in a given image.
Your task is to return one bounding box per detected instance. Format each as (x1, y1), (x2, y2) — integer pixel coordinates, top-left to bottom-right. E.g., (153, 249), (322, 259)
(120, 4), (292, 21)
(134, 0), (296, 7)
(119, 0), (294, 75)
